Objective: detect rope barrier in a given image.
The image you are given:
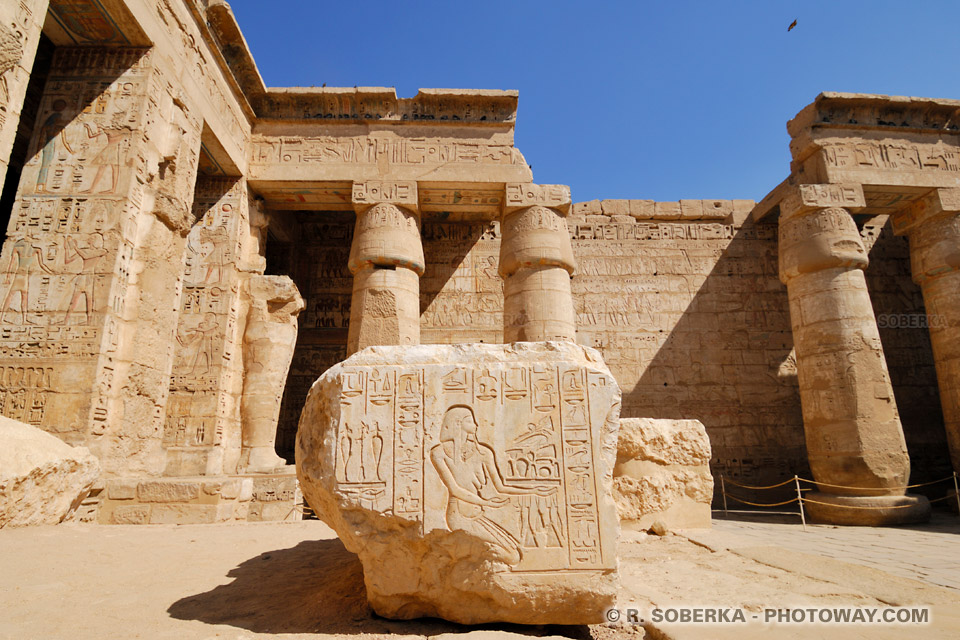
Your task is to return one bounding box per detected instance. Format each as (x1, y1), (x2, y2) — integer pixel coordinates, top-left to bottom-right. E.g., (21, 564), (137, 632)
(724, 494), (800, 508)
(799, 497), (928, 510)
(717, 472), (960, 525)
(721, 473), (957, 493)
(796, 476), (956, 491)
(721, 476), (797, 490)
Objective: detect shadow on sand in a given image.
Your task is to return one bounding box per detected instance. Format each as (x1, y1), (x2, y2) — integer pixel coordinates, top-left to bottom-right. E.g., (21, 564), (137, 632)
(167, 537), (591, 638)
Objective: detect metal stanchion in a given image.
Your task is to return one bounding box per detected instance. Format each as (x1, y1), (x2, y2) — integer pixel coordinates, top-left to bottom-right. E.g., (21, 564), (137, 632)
(794, 475), (806, 531)
(954, 472), (960, 514)
(721, 474), (728, 516)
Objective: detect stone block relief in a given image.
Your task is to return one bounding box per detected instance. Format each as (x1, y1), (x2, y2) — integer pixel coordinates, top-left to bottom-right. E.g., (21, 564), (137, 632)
(296, 344), (620, 623)
(330, 362), (611, 567)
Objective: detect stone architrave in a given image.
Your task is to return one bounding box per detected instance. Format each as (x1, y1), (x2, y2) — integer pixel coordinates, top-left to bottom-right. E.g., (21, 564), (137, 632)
(296, 342), (621, 625)
(500, 184), (577, 342)
(614, 418), (713, 529)
(896, 189), (960, 472)
(347, 181), (424, 355)
(238, 274), (304, 473)
(778, 185), (930, 525)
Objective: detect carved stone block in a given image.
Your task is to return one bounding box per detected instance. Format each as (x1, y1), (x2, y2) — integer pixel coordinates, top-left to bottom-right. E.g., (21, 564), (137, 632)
(614, 418), (713, 530)
(296, 342), (621, 624)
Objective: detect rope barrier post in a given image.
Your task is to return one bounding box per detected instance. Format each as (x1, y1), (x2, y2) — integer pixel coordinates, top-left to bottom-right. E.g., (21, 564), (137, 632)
(794, 475), (806, 531)
(721, 474), (728, 516)
(954, 472), (960, 516)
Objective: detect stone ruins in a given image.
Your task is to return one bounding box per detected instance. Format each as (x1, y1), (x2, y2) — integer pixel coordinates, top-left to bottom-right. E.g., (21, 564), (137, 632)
(1, 0), (959, 619)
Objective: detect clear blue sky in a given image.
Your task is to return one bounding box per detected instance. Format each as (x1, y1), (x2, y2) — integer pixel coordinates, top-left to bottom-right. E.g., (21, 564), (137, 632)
(229, 1), (960, 203)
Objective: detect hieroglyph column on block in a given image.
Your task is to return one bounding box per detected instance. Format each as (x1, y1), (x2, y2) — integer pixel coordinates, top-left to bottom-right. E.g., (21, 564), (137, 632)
(500, 183), (577, 342)
(0, 48), (203, 477)
(895, 189), (960, 473)
(347, 181), (424, 355)
(778, 184), (930, 525)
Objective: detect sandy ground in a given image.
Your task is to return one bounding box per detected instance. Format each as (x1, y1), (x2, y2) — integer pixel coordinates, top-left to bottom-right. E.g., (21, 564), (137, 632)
(1, 518), (959, 640)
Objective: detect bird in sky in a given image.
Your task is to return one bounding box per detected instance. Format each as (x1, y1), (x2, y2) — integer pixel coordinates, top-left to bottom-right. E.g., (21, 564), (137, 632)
(788, 19), (798, 31)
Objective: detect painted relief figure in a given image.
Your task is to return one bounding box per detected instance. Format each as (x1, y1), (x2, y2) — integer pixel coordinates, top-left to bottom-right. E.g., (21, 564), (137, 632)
(430, 404), (555, 565)
(35, 100), (74, 192)
(81, 112), (127, 194)
(59, 234), (107, 325)
(1, 239), (53, 324)
(177, 312), (219, 374)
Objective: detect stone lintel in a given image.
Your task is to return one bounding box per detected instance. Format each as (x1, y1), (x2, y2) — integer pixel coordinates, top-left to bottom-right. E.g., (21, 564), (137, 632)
(893, 188), (960, 235)
(503, 183), (571, 215)
(352, 181), (419, 211)
(779, 183), (865, 219)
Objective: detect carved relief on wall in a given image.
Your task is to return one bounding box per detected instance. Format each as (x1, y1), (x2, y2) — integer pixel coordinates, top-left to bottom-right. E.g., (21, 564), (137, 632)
(0, 47), (153, 438)
(165, 178), (246, 472)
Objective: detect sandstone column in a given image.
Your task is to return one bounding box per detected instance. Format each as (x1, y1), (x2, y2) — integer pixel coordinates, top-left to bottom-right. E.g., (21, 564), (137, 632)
(895, 189), (960, 473)
(778, 184), (930, 525)
(500, 184), (577, 342)
(238, 275), (304, 473)
(347, 181), (423, 355)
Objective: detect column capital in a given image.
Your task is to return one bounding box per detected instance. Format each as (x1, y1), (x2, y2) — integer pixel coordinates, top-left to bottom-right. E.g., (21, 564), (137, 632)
(351, 180), (419, 212)
(779, 183), (865, 220)
(503, 183), (571, 215)
(778, 206), (868, 283)
(893, 188), (960, 236)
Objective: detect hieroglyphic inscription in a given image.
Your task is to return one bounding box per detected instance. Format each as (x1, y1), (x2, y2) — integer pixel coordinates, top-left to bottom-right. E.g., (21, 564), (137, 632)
(504, 183), (571, 213)
(822, 141), (960, 173)
(0, 47), (153, 442)
(252, 135), (525, 168)
(420, 221), (502, 345)
(329, 356), (615, 571)
(165, 177), (246, 474)
(352, 181), (417, 207)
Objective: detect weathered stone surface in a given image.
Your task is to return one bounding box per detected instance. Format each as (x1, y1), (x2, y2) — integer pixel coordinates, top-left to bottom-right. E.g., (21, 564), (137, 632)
(614, 418), (713, 529)
(0, 416), (100, 528)
(297, 342), (621, 625)
(239, 275), (304, 473)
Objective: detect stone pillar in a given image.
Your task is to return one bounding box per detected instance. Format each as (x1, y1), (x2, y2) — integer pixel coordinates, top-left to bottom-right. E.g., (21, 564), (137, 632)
(238, 274), (304, 473)
(0, 48), (203, 478)
(500, 183), (577, 342)
(0, 0), (49, 191)
(895, 189), (960, 473)
(347, 181), (423, 355)
(778, 184), (929, 525)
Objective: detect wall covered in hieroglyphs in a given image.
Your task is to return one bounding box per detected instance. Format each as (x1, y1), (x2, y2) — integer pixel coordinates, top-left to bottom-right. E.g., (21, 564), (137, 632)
(273, 199), (951, 488)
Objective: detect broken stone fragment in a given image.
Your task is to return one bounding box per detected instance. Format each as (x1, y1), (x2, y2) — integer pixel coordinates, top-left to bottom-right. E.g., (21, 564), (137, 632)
(0, 416), (100, 528)
(614, 418), (713, 530)
(296, 342), (621, 624)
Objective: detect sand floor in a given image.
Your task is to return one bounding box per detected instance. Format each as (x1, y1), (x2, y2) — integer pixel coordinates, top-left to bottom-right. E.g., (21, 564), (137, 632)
(2, 515), (959, 640)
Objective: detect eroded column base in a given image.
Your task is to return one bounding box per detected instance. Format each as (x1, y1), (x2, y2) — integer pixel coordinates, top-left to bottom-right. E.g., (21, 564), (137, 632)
(804, 492), (931, 526)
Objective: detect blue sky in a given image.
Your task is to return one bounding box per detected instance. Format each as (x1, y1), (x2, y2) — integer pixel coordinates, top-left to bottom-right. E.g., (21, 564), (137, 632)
(229, 1), (960, 203)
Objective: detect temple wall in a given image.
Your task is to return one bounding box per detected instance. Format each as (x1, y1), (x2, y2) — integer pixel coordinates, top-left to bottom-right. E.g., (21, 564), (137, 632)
(274, 199), (949, 488)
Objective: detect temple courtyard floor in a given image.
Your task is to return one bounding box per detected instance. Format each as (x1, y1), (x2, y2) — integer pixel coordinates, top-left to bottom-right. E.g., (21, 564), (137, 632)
(2, 512), (959, 640)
